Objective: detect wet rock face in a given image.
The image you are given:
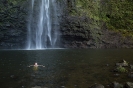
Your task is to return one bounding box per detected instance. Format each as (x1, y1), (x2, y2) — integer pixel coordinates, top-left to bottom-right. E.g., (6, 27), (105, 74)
(101, 29), (133, 48)
(59, 0), (133, 49)
(0, 0), (133, 49)
(60, 16), (91, 48)
(0, 0), (27, 49)
(60, 14), (133, 48)
(0, 29), (26, 49)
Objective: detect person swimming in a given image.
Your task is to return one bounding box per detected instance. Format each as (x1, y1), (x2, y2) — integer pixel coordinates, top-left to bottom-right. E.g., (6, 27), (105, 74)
(28, 62), (45, 67)
(34, 62), (38, 67)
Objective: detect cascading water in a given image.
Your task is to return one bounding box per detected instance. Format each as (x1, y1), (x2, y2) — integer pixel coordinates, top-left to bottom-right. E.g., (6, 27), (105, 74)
(27, 0), (60, 49)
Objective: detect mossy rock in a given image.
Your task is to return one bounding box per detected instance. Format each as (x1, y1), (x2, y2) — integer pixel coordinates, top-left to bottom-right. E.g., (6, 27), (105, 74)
(116, 66), (128, 73)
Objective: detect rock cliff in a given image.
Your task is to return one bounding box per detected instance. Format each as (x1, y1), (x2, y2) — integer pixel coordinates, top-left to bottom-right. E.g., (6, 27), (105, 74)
(0, 0), (133, 49)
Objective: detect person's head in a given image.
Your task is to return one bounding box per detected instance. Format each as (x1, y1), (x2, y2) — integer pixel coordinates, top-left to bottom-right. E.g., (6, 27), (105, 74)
(35, 63), (38, 66)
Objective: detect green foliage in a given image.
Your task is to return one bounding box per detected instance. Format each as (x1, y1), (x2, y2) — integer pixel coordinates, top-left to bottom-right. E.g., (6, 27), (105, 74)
(74, 0), (101, 19)
(0, 0), (26, 12)
(116, 66), (128, 73)
(67, 0), (133, 39)
(106, 0), (133, 31)
(73, 0), (102, 46)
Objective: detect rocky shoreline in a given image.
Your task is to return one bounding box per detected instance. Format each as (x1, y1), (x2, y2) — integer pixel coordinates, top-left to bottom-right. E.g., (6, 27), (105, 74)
(30, 60), (133, 88)
(31, 82), (133, 88)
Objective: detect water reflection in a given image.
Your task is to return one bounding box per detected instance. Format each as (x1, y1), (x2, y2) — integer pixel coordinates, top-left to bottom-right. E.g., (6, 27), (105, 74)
(0, 49), (133, 88)
(24, 50), (66, 87)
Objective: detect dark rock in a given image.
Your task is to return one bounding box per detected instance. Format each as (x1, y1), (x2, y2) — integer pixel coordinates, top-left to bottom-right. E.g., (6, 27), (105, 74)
(90, 84), (104, 88)
(31, 86), (48, 88)
(10, 75), (15, 78)
(6, 23), (10, 27)
(128, 73), (133, 78)
(60, 15), (91, 48)
(116, 63), (128, 67)
(114, 74), (120, 77)
(31, 86), (41, 88)
(101, 29), (133, 48)
(0, 0), (27, 49)
(0, 33), (4, 39)
(125, 82), (133, 88)
(61, 86), (65, 88)
(130, 65), (133, 70)
(116, 60), (128, 67)
(111, 81), (123, 88)
(11, 15), (18, 19)
(106, 64), (109, 66)
(22, 86), (25, 88)
(10, 75), (19, 80)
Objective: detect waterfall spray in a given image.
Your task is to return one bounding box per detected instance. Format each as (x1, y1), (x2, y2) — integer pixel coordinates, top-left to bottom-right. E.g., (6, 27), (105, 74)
(27, 0), (60, 49)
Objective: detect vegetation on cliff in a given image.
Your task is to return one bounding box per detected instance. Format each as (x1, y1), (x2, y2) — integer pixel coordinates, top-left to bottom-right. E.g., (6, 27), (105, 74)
(67, 0), (133, 31)
(0, 0), (27, 49)
(0, 0), (133, 48)
(61, 0), (133, 48)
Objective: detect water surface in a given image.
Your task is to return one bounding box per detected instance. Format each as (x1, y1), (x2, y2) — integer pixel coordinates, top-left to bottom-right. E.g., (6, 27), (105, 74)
(0, 49), (133, 88)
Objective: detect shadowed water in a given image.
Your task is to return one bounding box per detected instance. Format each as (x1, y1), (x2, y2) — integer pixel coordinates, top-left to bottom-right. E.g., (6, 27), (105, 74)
(0, 49), (133, 88)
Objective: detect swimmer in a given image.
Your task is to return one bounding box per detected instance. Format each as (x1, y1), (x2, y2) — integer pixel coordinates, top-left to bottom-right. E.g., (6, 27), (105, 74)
(34, 62), (38, 67)
(28, 62), (45, 67)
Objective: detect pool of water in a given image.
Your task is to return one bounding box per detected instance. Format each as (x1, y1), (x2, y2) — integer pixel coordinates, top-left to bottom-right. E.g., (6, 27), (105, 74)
(0, 49), (133, 88)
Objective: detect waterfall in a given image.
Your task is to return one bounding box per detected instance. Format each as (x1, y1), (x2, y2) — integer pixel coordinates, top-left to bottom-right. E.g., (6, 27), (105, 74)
(27, 0), (60, 49)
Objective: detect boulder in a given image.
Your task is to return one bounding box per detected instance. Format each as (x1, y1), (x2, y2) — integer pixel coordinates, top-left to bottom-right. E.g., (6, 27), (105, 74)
(125, 82), (133, 88)
(116, 60), (128, 67)
(32, 86), (41, 88)
(111, 81), (123, 88)
(90, 84), (104, 88)
(31, 86), (48, 88)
